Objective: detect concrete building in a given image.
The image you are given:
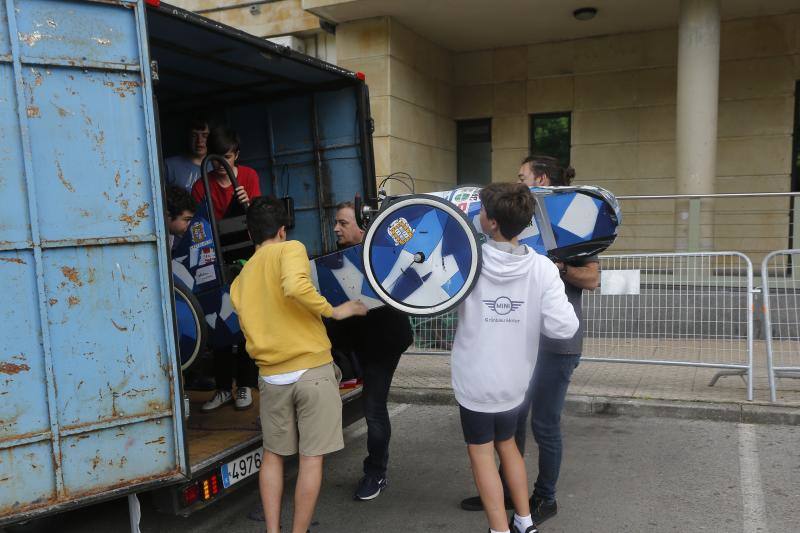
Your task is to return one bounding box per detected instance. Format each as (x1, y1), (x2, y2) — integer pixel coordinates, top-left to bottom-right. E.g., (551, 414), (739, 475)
(168, 0), (800, 259)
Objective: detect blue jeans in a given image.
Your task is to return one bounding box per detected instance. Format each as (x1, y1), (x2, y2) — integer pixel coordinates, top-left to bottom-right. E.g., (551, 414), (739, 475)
(357, 350), (402, 477)
(512, 350), (580, 502)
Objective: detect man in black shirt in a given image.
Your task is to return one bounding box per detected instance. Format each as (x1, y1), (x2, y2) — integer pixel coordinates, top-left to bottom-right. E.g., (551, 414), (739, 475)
(328, 201), (414, 501)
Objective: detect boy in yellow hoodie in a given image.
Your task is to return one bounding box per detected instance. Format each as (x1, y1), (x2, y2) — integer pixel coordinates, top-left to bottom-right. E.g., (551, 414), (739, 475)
(230, 196), (367, 533)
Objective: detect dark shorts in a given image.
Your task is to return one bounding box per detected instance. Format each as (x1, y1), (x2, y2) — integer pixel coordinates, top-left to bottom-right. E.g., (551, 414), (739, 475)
(459, 404), (521, 445)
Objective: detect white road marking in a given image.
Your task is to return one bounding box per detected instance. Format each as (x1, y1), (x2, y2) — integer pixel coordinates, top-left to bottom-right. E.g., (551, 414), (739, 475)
(737, 423), (769, 533)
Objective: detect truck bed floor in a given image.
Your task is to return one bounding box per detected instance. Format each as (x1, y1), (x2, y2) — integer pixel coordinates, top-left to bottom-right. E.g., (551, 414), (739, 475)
(186, 391), (261, 470)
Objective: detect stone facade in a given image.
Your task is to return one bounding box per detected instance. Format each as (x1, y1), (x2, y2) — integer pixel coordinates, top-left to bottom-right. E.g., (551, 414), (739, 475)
(337, 17), (456, 194)
(449, 14), (799, 255)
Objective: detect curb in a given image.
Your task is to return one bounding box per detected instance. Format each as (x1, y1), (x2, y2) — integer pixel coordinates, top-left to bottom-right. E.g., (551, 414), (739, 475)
(388, 387), (800, 426)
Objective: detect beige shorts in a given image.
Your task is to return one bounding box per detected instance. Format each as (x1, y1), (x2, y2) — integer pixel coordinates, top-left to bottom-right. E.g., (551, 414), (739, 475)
(258, 363), (344, 457)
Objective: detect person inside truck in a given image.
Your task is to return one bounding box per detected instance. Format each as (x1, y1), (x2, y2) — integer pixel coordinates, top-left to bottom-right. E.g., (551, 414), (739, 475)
(165, 185), (196, 253)
(230, 196), (367, 533)
(191, 125), (261, 221)
(325, 201), (414, 501)
(192, 126), (262, 412)
(164, 117), (210, 191)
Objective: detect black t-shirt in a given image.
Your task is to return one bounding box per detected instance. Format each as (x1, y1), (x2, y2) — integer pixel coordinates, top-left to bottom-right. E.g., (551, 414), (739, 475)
(326, 305), (414, 359)
(539, 255), (598, 355)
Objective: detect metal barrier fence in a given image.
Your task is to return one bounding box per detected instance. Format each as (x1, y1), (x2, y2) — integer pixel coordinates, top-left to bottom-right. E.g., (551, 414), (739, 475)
(582, 252), (754, 400)
(408, 313), (457, 354)
(762, 249), (800, 402)
(407, 251), (756, 401)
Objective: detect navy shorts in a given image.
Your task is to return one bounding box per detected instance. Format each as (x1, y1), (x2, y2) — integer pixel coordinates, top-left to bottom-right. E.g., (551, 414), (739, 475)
(459, 404), (521, 445)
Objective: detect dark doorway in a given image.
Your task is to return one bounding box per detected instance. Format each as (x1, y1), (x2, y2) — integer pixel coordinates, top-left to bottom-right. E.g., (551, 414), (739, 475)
(457, 118), (492, 185)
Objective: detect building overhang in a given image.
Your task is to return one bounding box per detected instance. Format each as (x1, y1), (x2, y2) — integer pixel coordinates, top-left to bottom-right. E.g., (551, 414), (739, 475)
(303, 0), (800, 51)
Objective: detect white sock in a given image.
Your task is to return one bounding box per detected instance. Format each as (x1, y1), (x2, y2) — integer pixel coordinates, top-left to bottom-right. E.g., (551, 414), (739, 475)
(490, 529), (510, 533)
(514, 513), (534, 531)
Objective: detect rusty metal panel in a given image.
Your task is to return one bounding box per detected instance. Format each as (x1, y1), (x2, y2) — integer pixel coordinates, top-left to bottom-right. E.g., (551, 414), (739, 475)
(43, 245), (173, 430)
(15, 0), (140, 67)
(0, 441), (57, 514)
(0, 65), (31, 245)
(0, 2), (8, 58)
(23, 66), (157, 242)
(0, 0), (185, 524)
(60, 420), (175, 497)
(0, 251), (49, 439)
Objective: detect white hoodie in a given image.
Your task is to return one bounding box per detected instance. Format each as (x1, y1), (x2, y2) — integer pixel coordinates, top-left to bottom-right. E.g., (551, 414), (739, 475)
(451, 243), (579, 413)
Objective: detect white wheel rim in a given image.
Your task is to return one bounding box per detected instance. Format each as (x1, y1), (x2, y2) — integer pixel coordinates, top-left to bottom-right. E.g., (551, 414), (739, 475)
(362, 195), (481, 316)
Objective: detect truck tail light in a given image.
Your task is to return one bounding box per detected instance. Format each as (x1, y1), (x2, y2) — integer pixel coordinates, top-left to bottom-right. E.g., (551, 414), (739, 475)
(145, 0), (161, 6)
(200, 473), (221, 501)
(356, 71), (366, 81)
(183, 483), (199, 506)
(209, 473), (220, 496)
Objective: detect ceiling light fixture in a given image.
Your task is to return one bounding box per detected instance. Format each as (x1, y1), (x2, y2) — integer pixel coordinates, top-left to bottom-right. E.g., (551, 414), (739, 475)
(573, 7), (598, 21)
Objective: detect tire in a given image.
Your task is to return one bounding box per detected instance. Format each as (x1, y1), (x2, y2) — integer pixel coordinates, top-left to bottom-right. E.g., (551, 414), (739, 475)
(173, 281), (208, 371)
(362, 194), (482, 316)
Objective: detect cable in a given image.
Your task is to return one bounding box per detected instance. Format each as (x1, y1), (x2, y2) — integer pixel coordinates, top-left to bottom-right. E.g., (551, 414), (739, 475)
(379, 172), (416, 194)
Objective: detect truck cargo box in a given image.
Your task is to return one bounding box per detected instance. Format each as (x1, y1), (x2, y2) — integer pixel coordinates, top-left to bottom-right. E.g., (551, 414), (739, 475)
(0, 0), (373, 525)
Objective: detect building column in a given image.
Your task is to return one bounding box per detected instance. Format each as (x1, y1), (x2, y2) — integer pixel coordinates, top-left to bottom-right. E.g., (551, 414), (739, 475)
(675, 0), (720, 251)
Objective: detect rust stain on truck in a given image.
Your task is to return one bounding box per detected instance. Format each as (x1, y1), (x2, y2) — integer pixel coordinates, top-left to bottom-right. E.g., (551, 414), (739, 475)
(0, 362), (30, 375)
(56, 161), (75, 193)
(60, 266), (82, 286)
(119, 202), (150, 228)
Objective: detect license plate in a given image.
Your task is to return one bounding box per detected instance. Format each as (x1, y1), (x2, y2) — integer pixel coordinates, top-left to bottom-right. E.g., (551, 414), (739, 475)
(221, 448), (262, 489)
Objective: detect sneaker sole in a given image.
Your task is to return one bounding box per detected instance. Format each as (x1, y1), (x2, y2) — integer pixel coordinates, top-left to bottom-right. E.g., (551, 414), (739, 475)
(533, 511), (556, 525)
(354, 487), (384, 501)
(200, 400), (233, 412)
(234, 402), (254, 411)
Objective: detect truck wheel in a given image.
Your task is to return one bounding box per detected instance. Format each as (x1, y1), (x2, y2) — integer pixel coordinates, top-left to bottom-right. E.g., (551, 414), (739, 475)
(362, 194), (481, 316)
(174, 281), (208, 371)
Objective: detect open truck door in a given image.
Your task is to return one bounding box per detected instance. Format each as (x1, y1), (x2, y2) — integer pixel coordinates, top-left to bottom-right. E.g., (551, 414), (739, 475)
(0, 0), (186, 525)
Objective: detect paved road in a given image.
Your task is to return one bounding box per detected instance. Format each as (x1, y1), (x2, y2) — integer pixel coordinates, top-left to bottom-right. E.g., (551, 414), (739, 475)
(5, 404), (799, 533)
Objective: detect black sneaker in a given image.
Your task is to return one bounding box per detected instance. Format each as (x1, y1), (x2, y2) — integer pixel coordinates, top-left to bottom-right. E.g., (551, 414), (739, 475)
(530, 495), (557, 525)
(509, 516), (539, 533)
(353, 475), (387, 500)
(459, 495), (514, 511)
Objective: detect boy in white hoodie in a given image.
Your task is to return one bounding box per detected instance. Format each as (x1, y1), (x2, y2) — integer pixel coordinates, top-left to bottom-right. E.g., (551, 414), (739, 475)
(451, 183), (578, 533)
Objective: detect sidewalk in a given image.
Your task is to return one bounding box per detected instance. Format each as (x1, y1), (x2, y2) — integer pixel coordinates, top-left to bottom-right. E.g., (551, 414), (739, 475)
(390, 352), (800, 424)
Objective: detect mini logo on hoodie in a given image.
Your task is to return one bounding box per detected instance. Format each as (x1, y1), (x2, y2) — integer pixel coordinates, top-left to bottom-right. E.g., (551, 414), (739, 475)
(483, 297), (524, 316)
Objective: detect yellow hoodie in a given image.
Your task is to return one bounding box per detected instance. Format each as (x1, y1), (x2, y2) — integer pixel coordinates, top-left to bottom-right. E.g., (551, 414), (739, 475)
(230, 240), (333, 376)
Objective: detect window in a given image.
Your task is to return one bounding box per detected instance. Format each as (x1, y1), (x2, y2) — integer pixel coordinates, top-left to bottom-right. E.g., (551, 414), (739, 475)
(530, 112), (571, 167)
(457, 119), (492, 185)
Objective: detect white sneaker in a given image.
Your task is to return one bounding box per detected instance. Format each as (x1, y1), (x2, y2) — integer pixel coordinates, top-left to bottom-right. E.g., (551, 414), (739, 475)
(235, 386), (253, 410)
(201, 390), (232, 412)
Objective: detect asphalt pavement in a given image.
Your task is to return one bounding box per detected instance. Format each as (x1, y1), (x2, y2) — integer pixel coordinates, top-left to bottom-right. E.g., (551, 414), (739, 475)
(6, 404), (799, 533)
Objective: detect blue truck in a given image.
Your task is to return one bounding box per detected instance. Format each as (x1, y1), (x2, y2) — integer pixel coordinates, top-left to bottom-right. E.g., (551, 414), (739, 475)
(0, 0), (374, 525)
